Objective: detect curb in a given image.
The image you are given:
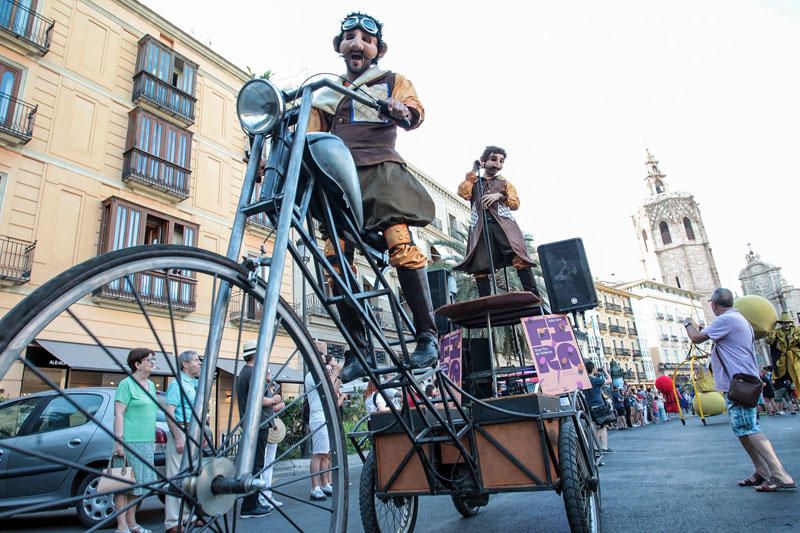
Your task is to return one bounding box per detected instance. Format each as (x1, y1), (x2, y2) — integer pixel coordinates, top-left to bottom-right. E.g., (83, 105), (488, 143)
(273, 453), (363, 478)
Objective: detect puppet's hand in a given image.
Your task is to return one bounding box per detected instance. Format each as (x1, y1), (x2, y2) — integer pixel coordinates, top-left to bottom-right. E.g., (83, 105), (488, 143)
(481, 192), (504, 208)
(382, 97), (411, 122)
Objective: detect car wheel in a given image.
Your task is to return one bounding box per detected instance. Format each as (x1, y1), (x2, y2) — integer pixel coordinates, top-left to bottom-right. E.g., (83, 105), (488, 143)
(76, 472), (116, 528)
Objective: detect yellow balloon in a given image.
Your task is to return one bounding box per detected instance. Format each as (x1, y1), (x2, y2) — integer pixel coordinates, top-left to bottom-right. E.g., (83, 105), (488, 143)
(734, 295), (778, 339)
(693, 391), (726, 416)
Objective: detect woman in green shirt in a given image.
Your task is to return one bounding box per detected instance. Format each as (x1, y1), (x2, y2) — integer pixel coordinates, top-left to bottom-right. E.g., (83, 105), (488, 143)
(113, 348), (158, 533)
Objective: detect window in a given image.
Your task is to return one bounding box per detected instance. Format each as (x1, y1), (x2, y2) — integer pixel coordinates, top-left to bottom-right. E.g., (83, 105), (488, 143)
(123, 108), (192, 199)
(683, 217), (695, 240)
(659, 221), (672, 245)
(448, 213), (459, 238)
(675, 276), (681, 288)
(655, 179), (664, 193)
(32, 394), (103, 434)
(641, 230), (648, 251)
(0, 397), (41, 437)
(98, 197), (198, 310)
(133, 35), (197, 123)
(0, 59), (35, 141)
(326, 343), (344, 361)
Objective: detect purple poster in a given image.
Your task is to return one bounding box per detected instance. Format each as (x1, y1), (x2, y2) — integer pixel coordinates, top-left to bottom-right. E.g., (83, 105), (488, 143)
(521, 314), (589, 395)
(438, 330), (462, 401)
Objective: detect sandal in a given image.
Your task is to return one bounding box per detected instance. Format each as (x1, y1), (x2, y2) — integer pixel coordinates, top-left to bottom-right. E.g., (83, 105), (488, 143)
(738, 473), (766, 486)
(755, 477), (797, 492)
(130, 527), (153, 533)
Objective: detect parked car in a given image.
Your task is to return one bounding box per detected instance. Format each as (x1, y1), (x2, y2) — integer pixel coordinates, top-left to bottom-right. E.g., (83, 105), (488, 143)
(0, 387), (168, 527)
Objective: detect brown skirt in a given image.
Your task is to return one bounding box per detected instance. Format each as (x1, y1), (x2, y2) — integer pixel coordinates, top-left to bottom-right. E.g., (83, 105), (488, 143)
(359, 162), (435, 232)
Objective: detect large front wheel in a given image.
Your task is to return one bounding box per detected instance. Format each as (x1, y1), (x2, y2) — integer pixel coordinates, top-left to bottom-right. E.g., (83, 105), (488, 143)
(559, 419), (601, 533)
(0, 245), (347, 532)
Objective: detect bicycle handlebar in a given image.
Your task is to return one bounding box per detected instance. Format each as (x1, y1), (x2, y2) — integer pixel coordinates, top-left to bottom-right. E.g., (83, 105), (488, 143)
(283, 78), (412, 129)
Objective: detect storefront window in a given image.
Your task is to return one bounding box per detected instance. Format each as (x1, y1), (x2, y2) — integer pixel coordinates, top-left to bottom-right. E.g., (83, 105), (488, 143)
(20, 366), (66, 396)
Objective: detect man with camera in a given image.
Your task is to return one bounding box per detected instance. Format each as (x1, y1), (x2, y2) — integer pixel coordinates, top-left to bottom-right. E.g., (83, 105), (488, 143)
(684, 288), (795, 492)
(584, 361), (613, 453)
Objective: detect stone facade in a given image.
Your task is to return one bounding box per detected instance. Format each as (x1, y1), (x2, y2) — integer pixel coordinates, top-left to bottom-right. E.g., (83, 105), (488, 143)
(632, 149), (721, 322)
(739, 247), (800, 324)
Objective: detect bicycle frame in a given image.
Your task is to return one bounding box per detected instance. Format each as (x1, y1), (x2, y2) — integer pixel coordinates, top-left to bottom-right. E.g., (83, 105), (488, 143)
(190, 79), (476, 490)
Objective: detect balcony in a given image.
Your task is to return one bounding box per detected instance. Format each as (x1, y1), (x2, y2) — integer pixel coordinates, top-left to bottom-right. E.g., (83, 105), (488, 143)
(614, 347), (631, 356)
(609, 324), (624, 334)
(670, 335), (679, 342)
(623, 305), (633, 315)
(95, 270), (196, 312)
(595, 301), (603, 309)
(305, 294), (331, 318)
(0, 92), (37, 144)
(658, 362), (682, 371)
(598, 323), (607, 332)
(606, 302), (622, 312)
(0, 0), (54, 55)
(660, 334), (669, 342)
(627, 327), (638, 336)
(600, 344), (610, 353)
(655, 312), (664, 319)
(665, 314), (674, 321)
(229, 291), (262, 325)
(637, 371), (648, 381)
(122, 147), (191, 200)
(0, 235), (35, 284)
(632, 348), (642, 358)
(132, 71), (196, 126)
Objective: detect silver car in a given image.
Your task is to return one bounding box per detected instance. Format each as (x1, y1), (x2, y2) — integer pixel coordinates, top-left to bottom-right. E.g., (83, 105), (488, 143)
(0, 387), (168, 527)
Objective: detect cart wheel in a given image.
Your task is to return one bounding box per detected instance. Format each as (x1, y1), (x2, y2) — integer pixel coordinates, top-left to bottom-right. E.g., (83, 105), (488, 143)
(559, 420), (601, 533)
(360, 452), (418, 533)
(451, 493), (489, 518)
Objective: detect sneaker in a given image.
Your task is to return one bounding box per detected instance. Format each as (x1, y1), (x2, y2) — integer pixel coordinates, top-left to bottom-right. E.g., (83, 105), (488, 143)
(268, 497), (283, 508)
(241, 505), (272, 519)
(310, 487), (327, 501)
(321, 483), (333, 496)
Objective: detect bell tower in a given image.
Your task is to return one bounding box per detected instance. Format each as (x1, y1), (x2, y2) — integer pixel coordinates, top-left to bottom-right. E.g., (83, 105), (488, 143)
(632, 149), (721, 321)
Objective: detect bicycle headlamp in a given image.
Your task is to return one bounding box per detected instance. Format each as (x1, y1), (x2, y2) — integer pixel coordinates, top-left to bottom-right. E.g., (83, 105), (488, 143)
(237, 78), (285, 135)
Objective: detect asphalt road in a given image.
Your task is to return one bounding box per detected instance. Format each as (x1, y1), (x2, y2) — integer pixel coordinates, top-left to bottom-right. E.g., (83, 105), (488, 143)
(3, 413), (799, 532)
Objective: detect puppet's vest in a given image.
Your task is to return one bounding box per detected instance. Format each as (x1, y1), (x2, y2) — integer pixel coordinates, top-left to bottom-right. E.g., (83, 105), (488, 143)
(330, 72), (403, 167)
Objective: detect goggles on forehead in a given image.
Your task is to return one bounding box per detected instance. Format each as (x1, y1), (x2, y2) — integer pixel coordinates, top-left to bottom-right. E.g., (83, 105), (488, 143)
(341, 15), (380, 36)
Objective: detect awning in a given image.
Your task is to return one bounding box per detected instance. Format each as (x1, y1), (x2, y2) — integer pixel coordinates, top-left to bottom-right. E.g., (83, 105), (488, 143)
(35, 339), (175, 376)
(216, 358), (304, 384)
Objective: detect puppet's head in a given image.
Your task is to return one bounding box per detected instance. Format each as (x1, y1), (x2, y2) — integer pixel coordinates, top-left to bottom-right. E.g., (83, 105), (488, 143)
(333, 13), (388, 79)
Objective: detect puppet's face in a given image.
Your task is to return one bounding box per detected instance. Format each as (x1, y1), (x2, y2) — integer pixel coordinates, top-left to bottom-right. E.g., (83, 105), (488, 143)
(339, 28), (381, 79)
(483, 152), (505, 177)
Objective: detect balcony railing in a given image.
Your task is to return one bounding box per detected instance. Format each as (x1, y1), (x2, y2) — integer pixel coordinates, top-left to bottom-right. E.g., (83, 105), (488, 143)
(132, 71), (196, 125)
(598, 323), (607, 332)
(246, 211), (273, 231)
(665, 314), (674, 321)
(305, 293), (331, 318)
(637, 371), (647, 381)
(609, 324), (624, 334)
(600, 344), (610, 353)
(0, 0), (54, 53)
(623, 305), (633, 314)
(0, 235), (35, 283)
(627, 327), (638, 336)
(660, 334), (669, 342)
(122, 147), (191, 200)
(0, 92), (36, 143)
(228, 291), (262, 324)
(95, 270), (196, 312)
(670, 335), (679, 342)
(614, 347), (625, 356)
(655, 312), (664, 319)
(606, 302), (622, 312)
(632, 348), (642, 357)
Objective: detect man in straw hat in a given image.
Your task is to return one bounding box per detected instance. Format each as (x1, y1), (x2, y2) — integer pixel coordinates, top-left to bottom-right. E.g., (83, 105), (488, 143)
(236, 340), (285, 518)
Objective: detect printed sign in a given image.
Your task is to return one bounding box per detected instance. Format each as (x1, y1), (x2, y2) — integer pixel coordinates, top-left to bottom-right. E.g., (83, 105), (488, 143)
(438, 330), (462, 401)
(521, 314), (589, 395)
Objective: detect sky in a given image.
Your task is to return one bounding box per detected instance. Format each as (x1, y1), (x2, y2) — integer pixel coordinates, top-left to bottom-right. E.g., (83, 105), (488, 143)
(143, 0), (800, 295)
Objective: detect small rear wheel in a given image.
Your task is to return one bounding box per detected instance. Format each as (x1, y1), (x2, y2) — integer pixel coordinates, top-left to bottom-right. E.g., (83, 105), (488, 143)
(559, 419), (601, 533)
(360, 451), (418, 533)
(451, 492), (489, 518)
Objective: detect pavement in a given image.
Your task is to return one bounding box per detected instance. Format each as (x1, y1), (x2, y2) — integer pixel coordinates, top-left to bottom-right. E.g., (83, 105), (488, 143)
(2, 412), (799, 532)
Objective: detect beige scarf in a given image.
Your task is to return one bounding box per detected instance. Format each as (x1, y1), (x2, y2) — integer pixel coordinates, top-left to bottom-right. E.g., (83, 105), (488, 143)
(312, 67), (389, 115)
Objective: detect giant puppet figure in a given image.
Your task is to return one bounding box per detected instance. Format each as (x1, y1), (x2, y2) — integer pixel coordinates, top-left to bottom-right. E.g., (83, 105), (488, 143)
(455, 147), (540, 297)
(308, 12), (439, 382)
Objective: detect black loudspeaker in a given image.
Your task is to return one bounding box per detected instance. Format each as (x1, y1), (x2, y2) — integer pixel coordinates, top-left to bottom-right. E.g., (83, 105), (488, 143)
(464, 338), (493, 399)
(428, 269), (453, 335)
(538, 238), (598, 314)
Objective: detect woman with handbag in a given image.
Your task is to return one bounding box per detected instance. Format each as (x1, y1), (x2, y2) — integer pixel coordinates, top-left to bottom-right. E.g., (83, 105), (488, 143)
(685, 288), (795, 492)
(112, 348), (159, 533)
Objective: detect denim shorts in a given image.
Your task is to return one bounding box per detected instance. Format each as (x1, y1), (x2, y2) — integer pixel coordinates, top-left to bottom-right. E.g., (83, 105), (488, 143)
(727, 400), (761, 437)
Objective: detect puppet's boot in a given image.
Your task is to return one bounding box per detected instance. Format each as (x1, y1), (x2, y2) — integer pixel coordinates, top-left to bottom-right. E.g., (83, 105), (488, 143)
(332, 286), (371, 383)
(516, 267), (541, 298)
(476, 276), (491, 297)
(397, 268), (439, 369)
